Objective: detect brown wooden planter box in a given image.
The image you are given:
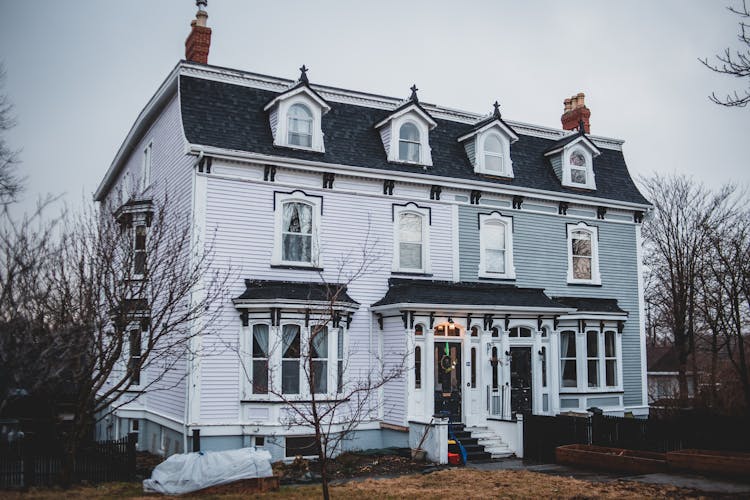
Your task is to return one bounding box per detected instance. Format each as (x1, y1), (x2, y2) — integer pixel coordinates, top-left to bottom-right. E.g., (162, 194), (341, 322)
(556, 444), (667, 474)
(184, 475), (280, 496)
(667, 449), (750, 480)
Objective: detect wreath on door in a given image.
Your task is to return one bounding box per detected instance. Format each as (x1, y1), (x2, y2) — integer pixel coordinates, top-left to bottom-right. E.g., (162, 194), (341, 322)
(440, 355), (455, 373)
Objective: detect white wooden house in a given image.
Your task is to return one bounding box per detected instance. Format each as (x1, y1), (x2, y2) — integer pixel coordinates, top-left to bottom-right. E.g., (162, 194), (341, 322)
(95, 4), (650, 461)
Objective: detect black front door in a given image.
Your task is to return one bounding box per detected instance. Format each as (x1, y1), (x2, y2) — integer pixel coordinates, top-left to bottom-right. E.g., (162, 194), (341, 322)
(434, 341), (461, 421)
(510, 347), (532, 415)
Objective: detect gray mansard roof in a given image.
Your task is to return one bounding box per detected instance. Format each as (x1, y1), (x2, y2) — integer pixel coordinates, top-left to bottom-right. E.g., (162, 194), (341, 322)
(180, 74), (649, 206)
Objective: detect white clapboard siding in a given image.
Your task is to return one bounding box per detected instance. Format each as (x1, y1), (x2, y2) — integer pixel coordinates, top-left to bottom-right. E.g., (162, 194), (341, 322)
(198, 175), (454, 421)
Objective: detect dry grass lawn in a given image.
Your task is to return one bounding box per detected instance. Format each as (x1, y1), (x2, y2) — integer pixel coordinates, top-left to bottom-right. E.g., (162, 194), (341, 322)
(1, 469), (717, 499)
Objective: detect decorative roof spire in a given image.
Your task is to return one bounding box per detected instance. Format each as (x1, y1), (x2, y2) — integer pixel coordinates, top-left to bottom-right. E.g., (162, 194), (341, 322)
(578, 118), (586, 134)
(493, 100), (502, 119)
(196, 0), (207, 11)
(409, 84), (419, 103)
(298, 65), (309, 85)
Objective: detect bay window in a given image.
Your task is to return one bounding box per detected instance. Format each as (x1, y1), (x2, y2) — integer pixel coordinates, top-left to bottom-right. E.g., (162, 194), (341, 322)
(605, 330), (617, 387)
(311, 326), (328, 394)
(586, 330), (600, 388)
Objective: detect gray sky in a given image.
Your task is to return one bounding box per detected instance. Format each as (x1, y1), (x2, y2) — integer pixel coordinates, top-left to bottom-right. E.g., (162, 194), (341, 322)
(1, 1), (748, 213)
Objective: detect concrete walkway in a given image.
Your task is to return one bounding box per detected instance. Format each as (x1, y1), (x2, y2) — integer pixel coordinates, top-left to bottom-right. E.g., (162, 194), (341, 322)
(468, 458), (750, 495)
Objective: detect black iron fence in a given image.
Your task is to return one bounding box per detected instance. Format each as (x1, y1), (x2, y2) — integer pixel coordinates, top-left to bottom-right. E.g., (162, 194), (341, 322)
(524, 413), (750, 463)
(0, 433), (137, 489)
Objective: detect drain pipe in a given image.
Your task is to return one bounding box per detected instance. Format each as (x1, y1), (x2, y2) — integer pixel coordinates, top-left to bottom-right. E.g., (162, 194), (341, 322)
(183, 145), (206, 454)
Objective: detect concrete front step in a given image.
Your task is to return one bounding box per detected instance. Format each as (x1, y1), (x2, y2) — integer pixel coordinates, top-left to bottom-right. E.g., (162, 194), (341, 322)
(464, 426), (514, 460)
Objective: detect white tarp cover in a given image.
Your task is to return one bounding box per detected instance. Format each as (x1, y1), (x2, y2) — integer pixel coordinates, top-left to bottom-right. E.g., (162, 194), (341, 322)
(143, 447), (273, 495)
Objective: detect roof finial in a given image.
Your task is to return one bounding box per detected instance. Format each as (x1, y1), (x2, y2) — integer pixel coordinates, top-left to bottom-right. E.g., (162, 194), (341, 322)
(578, 118), (586, 134)
(298, 65), (309, 85)
(493, 101), (502, 119)
(196, 0), (207, 11)
(410, 84), (419, 103)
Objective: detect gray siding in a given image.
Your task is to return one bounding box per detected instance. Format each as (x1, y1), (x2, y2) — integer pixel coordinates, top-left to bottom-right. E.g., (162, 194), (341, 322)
(551, 155), (563, 181)
(458, 205), (643, 407)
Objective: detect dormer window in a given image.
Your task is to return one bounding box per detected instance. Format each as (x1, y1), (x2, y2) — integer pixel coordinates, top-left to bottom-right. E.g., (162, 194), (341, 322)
(375, 85), (437, 166)
(264, 66), (330, 153)
(287, 103), (313, 148)
(399, 122), (421, 163)
(458, 102), (518, 178)
(544, 131), (600, 190)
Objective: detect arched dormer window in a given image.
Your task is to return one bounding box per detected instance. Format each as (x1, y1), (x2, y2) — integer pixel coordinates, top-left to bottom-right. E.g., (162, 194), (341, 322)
(393, 204), (430, 273)
(483, 134), (505, 175)
(566, 222), (600, 284)
(287, 103), (313, 148)
(273, 192), (322, 267)
(479, 212), (515, 279)
(399, 122), (421, 163)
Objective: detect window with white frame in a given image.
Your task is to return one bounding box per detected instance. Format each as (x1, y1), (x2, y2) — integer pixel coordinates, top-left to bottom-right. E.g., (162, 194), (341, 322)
(281, 324), (301, 394)
(141, 142), (152, 191)
(311, 326), (328, 394)
(251, 324), (269, 394)
(479, 213), (515, 279)
(482, 133), (505, 175)
(560, 330), (577, 388)
(604, 330), (617, 387)
(560, 144), (597, 189)
(399, 122), (421, 163)
(567, 223), (600, 285)
(394, 206), (430, 273)
(586, 330), (600, 388)
(274, 194), (321, 267)
(287, 103), (313, 148)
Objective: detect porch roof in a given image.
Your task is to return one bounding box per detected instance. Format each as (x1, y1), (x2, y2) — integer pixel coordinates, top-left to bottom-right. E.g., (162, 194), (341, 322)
(234, 279), (358, 305)
(372, 278), (566, 309)
(551, 296), (625, 314)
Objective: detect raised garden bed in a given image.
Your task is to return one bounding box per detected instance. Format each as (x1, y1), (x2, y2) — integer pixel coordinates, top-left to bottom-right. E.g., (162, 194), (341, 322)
(667, 449), (750, 480)
(556, 444), (667, 474)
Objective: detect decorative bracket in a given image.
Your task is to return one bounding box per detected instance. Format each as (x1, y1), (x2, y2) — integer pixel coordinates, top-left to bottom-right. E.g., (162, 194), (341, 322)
(323, 172), (335, 189)
(512, 196), (524, 210)
(430, 185), (442, 200)
(264, 164), (276, 182)
(377, 313), (384, 330)
(239, 310), (249, 327)
(597, 206), (607, 220)
(558, 201), (569, 215)
(470, 190), (482, 205)
(383, 179), (395, 195)
(634, 211), (644, 224)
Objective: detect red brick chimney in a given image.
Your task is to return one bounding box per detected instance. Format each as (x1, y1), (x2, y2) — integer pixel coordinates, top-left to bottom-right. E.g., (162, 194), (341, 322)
(185, 0), (211, 64)
(561, 92), (591, 134)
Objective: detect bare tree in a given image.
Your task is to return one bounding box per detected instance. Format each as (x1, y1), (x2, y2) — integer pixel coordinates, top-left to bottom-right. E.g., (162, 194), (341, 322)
(641, 174), (736, 402)
(0, 63), (24, 205)
(0, 199), (63, 416)
(237, 230), (405, 500)
(699, 206), (750, 411)
(700, 0), (750, 107)
(28, 192), (230, 480)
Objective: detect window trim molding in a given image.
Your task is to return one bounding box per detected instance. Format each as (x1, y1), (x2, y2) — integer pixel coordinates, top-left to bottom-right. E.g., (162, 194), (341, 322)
(478, 212), (516, 279)
(393, 204), (431, 274)
(272, 193), (322, 268)
(566, 222), (601, 285)
(141, 140), (153, 192)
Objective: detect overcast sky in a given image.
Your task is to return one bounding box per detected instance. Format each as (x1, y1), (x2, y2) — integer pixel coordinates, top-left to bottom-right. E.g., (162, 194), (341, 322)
(1, 1), (748, 213)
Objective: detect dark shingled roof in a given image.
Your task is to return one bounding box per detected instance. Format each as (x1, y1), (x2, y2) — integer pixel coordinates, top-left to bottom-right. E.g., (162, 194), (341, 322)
(372, 278), (568, 309)
(552, 296), (626, 314)
(180, 75), (649, 206)
(235, 279), (358, 305)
